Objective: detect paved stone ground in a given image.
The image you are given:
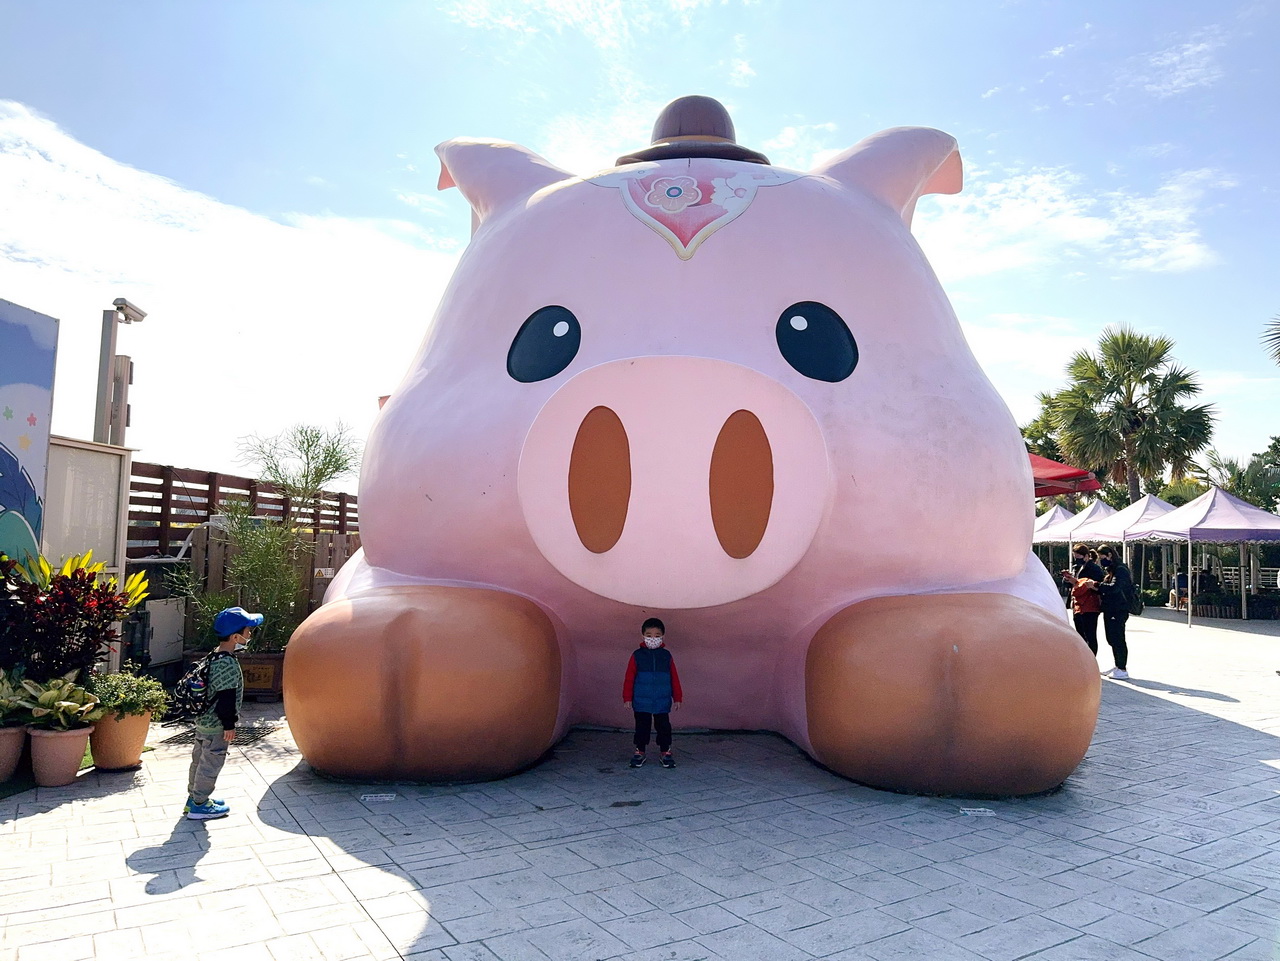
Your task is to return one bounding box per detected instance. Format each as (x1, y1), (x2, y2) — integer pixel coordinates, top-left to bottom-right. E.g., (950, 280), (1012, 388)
(1, 607), (1278, 961)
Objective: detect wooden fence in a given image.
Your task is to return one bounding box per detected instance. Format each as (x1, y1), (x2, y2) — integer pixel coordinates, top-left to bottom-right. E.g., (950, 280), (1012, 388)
(183, 525), (362, 637)
(128, 461), (358, 559)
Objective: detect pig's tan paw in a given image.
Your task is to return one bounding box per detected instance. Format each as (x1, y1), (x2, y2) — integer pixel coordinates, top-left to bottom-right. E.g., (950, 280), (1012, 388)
(805, 593), (1099, 795)
(284, 586), (560, 781)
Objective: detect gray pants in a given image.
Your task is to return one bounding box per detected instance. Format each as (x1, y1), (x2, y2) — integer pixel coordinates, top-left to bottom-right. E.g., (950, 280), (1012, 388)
(187, 730), (229, 804)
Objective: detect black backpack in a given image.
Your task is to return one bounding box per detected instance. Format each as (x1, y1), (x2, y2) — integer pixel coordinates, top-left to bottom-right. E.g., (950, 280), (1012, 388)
(163, 652), (234, 727)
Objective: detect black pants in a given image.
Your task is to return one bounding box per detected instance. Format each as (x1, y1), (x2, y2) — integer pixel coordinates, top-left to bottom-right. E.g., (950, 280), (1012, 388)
(633, 712), (672, 751)
(1073, 612), (1100, 655)
(1102, 612), (1129, 670)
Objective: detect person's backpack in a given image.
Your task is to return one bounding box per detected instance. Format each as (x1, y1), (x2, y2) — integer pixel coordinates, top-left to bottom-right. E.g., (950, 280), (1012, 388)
(162, 652), (233, 727)
(1128, 582), (1145, 617)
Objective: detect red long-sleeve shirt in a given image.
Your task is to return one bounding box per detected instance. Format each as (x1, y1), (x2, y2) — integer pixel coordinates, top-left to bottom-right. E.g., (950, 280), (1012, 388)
(622, 649), (683, 703)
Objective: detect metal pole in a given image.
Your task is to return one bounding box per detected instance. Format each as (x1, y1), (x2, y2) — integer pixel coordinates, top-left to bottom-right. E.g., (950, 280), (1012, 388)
(93, 309), (119, 443)
(1187, 538), (1193, 628)
(1239, 542), (1248, 620)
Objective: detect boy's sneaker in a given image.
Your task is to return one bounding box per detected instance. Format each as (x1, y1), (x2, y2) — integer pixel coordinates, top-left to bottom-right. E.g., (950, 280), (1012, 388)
(183, 797), (224, 813)
(1109, 669), (1130, 679)
(660, 751), (675, 769)
(629, 750), (646, 768)
(185, 799), (230, 820)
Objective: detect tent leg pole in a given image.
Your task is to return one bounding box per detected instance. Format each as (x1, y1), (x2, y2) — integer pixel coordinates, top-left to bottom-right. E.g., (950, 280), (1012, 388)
(1182, 542), (1192, 632)
(1240, 542), (1248, 620)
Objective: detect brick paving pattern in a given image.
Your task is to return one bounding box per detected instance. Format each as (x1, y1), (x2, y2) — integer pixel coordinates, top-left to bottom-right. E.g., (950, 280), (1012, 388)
(1, 607), (1277, 960)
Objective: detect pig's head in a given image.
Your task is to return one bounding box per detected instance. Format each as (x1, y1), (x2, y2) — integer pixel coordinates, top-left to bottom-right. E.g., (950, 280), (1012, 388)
(361, 101), (1032, 611)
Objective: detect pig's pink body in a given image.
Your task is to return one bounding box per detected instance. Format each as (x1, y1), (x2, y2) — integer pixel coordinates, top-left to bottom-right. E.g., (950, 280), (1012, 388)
(290, 120), (1097, 793)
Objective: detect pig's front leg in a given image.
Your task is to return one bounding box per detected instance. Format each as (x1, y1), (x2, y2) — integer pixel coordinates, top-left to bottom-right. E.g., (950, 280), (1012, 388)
(283, 586), (560, 781)
(803, 592), (1099, 796)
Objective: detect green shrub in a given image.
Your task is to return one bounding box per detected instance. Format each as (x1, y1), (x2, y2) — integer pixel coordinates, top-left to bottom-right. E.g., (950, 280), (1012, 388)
(86, 661), (168, 721)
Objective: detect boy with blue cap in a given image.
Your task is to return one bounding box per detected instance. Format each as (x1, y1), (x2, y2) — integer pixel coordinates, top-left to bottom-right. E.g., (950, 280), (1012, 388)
(184, 606), (262, 820)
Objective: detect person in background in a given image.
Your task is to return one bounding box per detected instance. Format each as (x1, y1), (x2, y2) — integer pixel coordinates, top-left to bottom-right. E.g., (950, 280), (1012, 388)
(1062, 543), (1105, 657)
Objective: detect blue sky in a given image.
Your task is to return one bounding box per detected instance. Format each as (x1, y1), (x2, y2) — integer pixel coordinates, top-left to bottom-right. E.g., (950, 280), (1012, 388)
(0, 0), (1276, 480)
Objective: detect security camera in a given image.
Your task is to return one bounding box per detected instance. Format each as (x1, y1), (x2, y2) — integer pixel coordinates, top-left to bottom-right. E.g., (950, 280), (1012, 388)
(112, 298), (147, 323)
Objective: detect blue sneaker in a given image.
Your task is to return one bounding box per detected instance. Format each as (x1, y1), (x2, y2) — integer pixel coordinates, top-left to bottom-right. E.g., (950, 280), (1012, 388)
(183, 796), (224, 813)
(185, 799), (230, 820)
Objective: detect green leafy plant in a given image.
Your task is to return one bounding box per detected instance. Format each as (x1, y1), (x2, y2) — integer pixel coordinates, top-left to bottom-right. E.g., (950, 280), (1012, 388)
(0, 668), (26, 728)
(85, 661), (168, 722)
(17, 671), (105, 730)
(1140, 588), (1167, 608)
(0, 551), (149, 683)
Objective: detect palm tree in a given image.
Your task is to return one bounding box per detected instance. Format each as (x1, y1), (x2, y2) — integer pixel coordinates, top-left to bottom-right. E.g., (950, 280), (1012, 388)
(1045, 326), (1215, 503)
(1197, 450), (1280, 511)
(1263, 314), (1280, 365)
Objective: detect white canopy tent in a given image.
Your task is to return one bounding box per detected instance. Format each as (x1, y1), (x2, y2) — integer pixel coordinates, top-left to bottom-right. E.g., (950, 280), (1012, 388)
(1033, 501), (1117, 588)
(1069, 493), (1174, 544)
(1126, 487), (1280, 626)
(1033, 504), (1074, 533)
(1033, 500), (1117, 545)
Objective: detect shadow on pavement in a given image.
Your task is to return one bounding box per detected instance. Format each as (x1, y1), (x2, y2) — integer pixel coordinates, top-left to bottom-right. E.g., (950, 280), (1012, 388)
(1119, 677), (1239, 701)
(251, 694), (1280, 961)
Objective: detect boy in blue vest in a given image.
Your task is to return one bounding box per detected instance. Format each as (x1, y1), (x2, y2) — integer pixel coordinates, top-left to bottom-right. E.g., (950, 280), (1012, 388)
(622, 617), (683, 768)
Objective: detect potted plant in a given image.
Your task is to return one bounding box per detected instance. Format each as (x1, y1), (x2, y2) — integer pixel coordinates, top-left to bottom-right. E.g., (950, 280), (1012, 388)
(0, 550), (147, 786)
(17, 672), (104, 786)
(86, 662), (168, 771)
(0, 669), (26, 783)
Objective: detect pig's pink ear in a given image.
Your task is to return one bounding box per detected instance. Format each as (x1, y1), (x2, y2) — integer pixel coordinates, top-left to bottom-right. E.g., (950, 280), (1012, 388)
(436, 138), (573, 232)
(811, 127), (962, 228)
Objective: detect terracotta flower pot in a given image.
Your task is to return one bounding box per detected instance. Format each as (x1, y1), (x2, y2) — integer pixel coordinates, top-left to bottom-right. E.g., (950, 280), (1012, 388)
(27, 726), (93, 787)
(0, 726), (25, 783)
(89, 713), (152, 771)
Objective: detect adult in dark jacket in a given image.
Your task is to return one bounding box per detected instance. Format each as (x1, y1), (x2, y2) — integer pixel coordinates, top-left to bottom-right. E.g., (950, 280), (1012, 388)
(1060, 542), (1105, 655)
(1086, 545), (1133, 679)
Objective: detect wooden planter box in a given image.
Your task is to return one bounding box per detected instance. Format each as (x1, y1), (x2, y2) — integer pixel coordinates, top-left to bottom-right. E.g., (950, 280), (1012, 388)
(238, 652), (285, 701)
(1192, 605), (1240, 619)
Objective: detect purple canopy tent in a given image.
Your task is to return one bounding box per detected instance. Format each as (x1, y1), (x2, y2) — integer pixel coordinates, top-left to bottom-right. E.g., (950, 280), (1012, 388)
(1126, 487), (1280, 626)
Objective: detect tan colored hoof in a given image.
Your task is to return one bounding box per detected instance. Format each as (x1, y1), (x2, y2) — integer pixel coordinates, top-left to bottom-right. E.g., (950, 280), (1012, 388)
(284, 586), (560, 781)
(806, 593), (1099, 796)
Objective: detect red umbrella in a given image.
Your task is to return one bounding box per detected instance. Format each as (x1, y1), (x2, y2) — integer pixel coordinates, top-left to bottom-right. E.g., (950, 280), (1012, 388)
(1029, 452), (1101, 498)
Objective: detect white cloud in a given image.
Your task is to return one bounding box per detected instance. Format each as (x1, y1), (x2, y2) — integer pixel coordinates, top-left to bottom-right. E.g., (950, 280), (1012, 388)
(762, 122), (839, 170)
(729, 59), (756, 87)
(960, 313), (1098, 382)
(1107, 169), (1231, 271)
(0, 101), (461, 475)
(914, 164), (1231, 283)
(981, 86), (1002, 99)
(1043, 43), (1074, 58)
(1121, 25), (1227, 98)
(440, 0), (720, 50)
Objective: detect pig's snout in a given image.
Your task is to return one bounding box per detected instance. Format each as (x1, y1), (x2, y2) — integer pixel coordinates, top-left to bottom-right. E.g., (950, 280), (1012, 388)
(568, 405), (775, 560)
(518, 357), (828, 609)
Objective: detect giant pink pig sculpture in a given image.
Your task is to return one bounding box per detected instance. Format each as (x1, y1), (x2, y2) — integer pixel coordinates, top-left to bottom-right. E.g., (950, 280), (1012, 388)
(285, 96), (1099, 795)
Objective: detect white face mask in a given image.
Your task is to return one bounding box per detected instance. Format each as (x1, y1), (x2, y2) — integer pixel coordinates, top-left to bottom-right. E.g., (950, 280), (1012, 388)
(643, 636), (663, 649)
(234, 641), (248, 652)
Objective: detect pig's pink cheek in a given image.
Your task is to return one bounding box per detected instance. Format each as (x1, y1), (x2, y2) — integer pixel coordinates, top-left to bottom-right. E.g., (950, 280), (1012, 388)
(569, 406), (631, 554)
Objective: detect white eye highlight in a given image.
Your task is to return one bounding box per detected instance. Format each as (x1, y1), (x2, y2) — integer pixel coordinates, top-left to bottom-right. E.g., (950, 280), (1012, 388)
(552, 321), (571, 337)
(789, 316), (808, 331)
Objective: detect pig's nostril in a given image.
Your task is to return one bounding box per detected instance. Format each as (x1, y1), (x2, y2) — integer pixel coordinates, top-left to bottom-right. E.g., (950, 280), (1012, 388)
(569, 406), (631, 553)
(709, 410), (774, 559)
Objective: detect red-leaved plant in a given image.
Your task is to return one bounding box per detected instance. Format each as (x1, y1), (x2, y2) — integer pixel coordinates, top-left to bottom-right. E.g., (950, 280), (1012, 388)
(0, 552), (148, 684)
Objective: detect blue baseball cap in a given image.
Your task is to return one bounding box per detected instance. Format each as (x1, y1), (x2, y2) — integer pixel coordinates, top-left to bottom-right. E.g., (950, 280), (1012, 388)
(213, 607), (264, 637)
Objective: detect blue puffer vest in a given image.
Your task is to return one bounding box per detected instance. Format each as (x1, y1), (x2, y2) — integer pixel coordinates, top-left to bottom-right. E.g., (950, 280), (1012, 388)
(631, 647), (674, 714)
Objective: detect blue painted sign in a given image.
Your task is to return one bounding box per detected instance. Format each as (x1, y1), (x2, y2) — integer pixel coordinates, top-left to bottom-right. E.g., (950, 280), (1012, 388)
(0, 298), (58, 565)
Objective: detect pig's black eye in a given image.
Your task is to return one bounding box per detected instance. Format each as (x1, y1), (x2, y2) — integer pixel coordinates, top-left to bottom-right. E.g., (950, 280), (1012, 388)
(775, 301), (858, 382)
(508, 306), (581, 382)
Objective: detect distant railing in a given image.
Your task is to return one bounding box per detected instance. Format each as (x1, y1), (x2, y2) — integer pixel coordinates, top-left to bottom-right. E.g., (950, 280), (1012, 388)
(127, 461), (358, 559)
